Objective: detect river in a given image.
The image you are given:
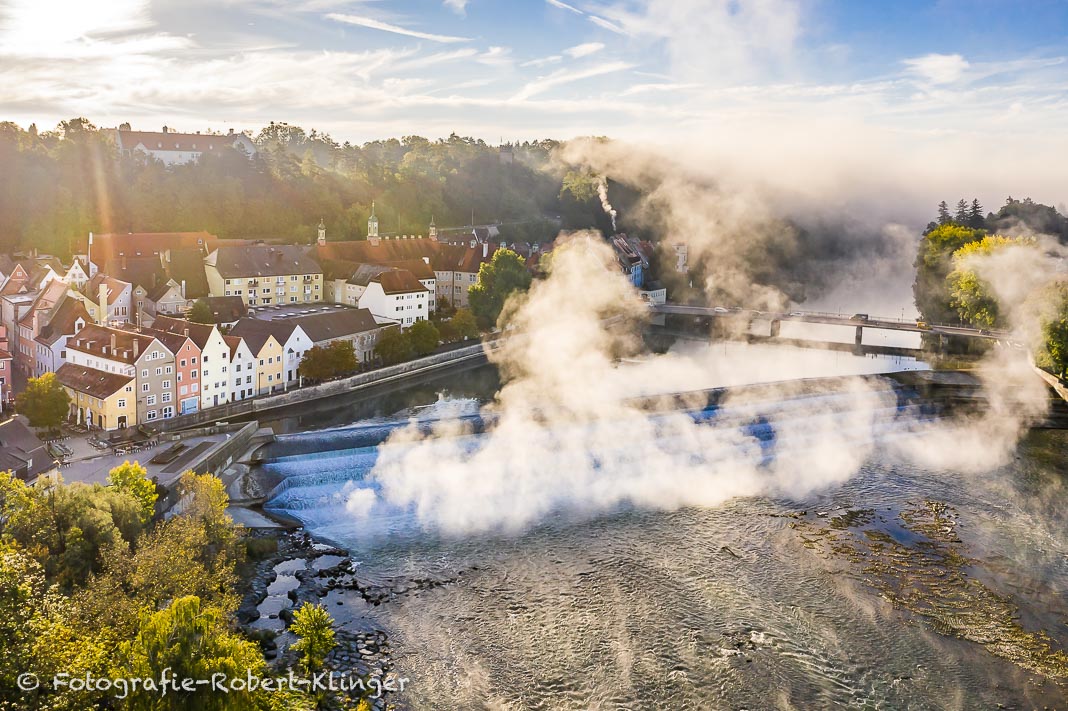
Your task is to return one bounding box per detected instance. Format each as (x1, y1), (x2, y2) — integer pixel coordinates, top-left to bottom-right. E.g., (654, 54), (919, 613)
(256, 342), (1068, 708)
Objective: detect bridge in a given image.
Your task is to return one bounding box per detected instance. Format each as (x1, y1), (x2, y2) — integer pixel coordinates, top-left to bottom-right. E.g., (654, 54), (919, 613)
(650, 303), (1010, 346)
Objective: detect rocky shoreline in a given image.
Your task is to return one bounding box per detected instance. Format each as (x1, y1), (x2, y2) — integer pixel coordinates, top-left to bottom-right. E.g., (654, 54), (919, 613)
(237, 528), (407, 711)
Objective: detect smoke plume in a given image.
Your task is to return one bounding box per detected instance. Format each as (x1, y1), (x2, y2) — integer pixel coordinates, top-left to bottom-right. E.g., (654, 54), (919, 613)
(597, 177), (618, 233)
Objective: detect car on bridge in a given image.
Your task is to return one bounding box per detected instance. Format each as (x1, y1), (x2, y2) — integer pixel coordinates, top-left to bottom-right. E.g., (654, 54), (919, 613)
(851, 313), (869, 321)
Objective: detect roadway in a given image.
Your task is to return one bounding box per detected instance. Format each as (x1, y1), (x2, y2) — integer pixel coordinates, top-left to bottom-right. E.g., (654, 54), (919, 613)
(651, 304), (1010, 341)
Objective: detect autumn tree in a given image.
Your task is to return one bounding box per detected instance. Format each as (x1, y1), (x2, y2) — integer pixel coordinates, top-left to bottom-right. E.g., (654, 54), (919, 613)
(451, 308), (479, 340)
(946, 235), (1031, 327)
(16, 373), (70, 431)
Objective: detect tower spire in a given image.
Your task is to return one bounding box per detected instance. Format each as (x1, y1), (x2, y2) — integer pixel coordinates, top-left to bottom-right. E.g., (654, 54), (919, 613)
(367, 201), (379, 239)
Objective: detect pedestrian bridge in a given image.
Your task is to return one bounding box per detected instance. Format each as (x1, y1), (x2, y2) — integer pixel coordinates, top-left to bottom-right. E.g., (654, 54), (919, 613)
(650, 303), (1010, 344)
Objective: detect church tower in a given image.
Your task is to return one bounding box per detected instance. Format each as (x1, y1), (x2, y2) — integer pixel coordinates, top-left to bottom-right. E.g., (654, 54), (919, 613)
(317, 218), (326, 246)
(367, 201), (379, 239)
(428, 215), (437, 241)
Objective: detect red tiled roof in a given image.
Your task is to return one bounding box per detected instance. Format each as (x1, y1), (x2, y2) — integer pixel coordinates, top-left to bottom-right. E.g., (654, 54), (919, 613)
(373, 270), (428, 295)
(116, 131), (251, 153)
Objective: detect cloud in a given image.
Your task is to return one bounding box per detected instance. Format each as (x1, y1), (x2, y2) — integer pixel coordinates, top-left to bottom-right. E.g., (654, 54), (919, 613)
(443, 0), (469, 15)
(545, 0), (584, 15)
(564, 41), (605, 59)
(620, 82), (700, 96)
(326, 12), (471, 43)
(903, 53), (970, 84)
(512, 61), (635, 100)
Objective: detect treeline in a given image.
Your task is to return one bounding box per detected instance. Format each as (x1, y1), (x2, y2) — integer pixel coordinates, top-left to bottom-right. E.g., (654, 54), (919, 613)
(914, 197), (1068, 374)
(0, 118), (610, 260)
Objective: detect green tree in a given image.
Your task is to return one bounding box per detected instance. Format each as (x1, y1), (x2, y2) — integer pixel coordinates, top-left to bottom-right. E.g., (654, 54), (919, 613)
(16, 373), (70, 431)
(298, 345), (333, 381)
(409, 319), (440, 356)
(937, 200), (951, 224)
(468, 248), (533, 328)
(451, 308), (479, 340)
(188, 298), (214, 324)
(290, 603), (336, 672)
(107, 460), (158, 524)
(955, 198), (969, 223)
(325, 340), (358, 375)
(913, 223), (986, 323)
(374, 327), (412, 365)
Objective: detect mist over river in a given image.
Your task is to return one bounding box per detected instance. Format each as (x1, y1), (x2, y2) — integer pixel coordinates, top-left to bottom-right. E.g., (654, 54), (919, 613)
(257, 343), (1068, 708)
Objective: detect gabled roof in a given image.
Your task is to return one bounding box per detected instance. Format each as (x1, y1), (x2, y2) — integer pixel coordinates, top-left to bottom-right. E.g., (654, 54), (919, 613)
(210, 245), (321, 278)
(312, 239), (493, 275)
(35, 297), (91, 347)
(346, 264), (391, 287)
(56, 362), (133, 399)
(223, 334), (250, 359)
(204, 296), (247, 323)
(89, 232), (219, 266)
(0, 417), (52, 481)
(373, 270), (428, 295)
(128, 324), (195, 356)
(103, 255), (166, 292)
(117, 130), (254, 153)
(84, 274), (131, 305)
(151, 315), (218, 350)
(382, 258), (435, 280)
(281, 309), (381, 343)
(229, 318), (299, 353)
(66, 324), (157, 364)
(18, 279), (69, 329)
(165, 249), (210, 298)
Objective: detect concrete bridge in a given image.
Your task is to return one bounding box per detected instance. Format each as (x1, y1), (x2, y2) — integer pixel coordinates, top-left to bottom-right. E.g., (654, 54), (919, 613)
(651, 303), (1010, 346)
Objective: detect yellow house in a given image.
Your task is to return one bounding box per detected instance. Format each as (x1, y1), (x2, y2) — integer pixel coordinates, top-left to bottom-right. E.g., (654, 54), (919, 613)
(204, 245), (323, 308)
(230, 330), (284, 395)
(55, 363), (136, 430)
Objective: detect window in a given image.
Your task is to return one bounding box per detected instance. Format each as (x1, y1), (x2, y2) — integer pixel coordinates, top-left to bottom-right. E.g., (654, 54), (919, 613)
(245, 376), (252, 384)
(117, 399), (126, 408)
(147, 395), (157, 406)
(165, 365), (172, 374)
(162, 406), (173, 418)
(235, 364), (242, 372)
(162, 380), (171, 389)
(141, 383), (149, 392)
(162, 393), (171, 403)
(147, 410), (157, 420)
(191, 357), (197, 364)
(259, 359), (264, 366)
(192, 383), (198, 393)
(180, 359), (186, 367)
(177, 372), (182, 382)
(155, 367), (162, 376)
(180, 385), (187, 395)
(141, 369), (148, 378)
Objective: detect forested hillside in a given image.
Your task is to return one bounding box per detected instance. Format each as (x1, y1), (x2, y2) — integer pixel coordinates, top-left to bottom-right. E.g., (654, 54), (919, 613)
(0, 119), (606, 259)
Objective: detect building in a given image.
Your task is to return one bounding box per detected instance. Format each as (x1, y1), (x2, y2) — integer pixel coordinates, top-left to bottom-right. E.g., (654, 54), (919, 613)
(65, 325), (176, 425)
(203, 296), (247, 327)
(138, 326), (201, 416)
(0, 417), (54, 480)
(205, 244), (323, 307)
(357, 270), (429, 326)
(224, 335), (257, 402)
(55, 363), (135, 431)
(610, 234), (647, 288)
(151, 316), (231, 409)
(228, 318), (312, 386)
(224, 325), (283, 395)
(115, 127), (257, 166)
(87, 231), (219, 273)
(79, 274), (134, 325)
(260, 307), (384, 364)
(33, 296), (91, 377)
(0, 350), (11, 403)
(14, 279), (69, 374)
(144, 279), (190, 320)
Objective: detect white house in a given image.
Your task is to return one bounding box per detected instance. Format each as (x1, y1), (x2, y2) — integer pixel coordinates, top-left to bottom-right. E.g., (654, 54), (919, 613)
(152, 316), (232, 409)
(357, 270), (429, 326)
(224, 335), (258, 402)
(33, 297), (91, 377)
(228, 319), (313, 386)
(116, 127), (257, 166)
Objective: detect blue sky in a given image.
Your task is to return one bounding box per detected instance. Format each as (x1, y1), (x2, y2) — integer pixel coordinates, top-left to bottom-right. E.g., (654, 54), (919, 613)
(0, 0), (1066, 165)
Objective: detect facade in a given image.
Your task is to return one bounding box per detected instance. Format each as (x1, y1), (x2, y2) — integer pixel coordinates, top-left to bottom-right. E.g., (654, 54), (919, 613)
(203, 296), (247, 327)
(0, 418), (53, 480)
(205, 244), (323, 307)
(0, 350), (11, 403)
(151, 316), (231, 409)
(228, 329), (284, 395)
(358, 271), (429, 326)
(141, 327), (201, 416)
(115, 128), (257, 166)
(15, 280), (69, 375)
(145, 280), (190, 320)
(228, 318), (311, 385)
(33, 297), (90, 378)
(56, 363), (136, 431)
(282, 308), (384, 364)
(224, 335), (257, 402)
(82, 274), (134, 325)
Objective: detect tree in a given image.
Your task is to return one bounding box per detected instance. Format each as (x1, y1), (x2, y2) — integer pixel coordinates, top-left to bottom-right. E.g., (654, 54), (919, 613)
(913, 223), (986, 323)
(188, 298), (214, 324)
(452, 308), (479, 339)
(955, 198), (969, 223)
(107, 460), (158, 524)
(299, 341), (358, 381)
(16, 373), (70, 431)
(468, 249), (533, 328)
(374, 327), (412, 365)
(946, 235), (1031, 327)
(968, 198), (984, 228)
(290, 603), (336, 672)
(325, 340), (358, 375)
(409, 320), (440, 356)
(937, 200), (951, 224)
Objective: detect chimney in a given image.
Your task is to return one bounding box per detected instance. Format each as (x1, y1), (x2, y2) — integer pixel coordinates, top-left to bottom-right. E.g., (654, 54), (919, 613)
(133, 339), (139, 359)
(181, 280), (186, 299)
(98, 282), (108, 323)
(162, 125), (168, 134)
(183, 327), (189, 337)
(483, 242), (489, 259)
(228, 128), (234, 136)
(110, 333), (116, 352)
(121, 254), (127, 271)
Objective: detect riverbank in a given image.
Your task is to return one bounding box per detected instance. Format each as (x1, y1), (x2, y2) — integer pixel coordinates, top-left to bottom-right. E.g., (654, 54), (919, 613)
(236, 528), (406, 711)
